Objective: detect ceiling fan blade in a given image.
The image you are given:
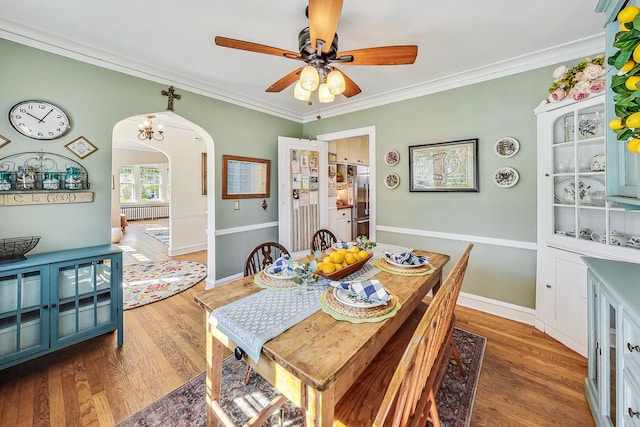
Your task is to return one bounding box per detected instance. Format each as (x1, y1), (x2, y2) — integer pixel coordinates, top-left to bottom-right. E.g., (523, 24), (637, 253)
(215, 36), (302, 60)
(309, 0), (343, 53)
(337, 46), (418, 65)
(266, 68), (303, 92)
(336, 69), (361, 98)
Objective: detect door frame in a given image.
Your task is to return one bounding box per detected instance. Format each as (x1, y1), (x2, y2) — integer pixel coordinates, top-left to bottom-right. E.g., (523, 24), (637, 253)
(316, 126), (376, 242)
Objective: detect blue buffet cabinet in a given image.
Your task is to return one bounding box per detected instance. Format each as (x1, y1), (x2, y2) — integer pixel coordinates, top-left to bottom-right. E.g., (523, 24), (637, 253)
(0, 244), (123, 370)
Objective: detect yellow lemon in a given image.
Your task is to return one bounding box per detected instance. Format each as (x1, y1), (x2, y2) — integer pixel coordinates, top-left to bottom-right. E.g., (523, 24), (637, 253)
(352, 252), (361, 261)
(358, 250), (369, 260)
(633, 44), (640, 63)
(621, 60), (636, 73)
(609, 118), (625, 130)
(323, 256), (332, 264)
(628, 138), (640, 153)
(330, 251), (345, 264)
(621, 22), (631, 32)
(338, 248), (348, 254)
(618, 5), (640, 23)
(627, 112), (640, 128)
(349, 246), (360, 253)
(334, 263), (343, 271)
(626, 75), (640, 91)
(344, 253), (356, 265)
(322, 263), (336, 274)
(316, 262), (325, 272)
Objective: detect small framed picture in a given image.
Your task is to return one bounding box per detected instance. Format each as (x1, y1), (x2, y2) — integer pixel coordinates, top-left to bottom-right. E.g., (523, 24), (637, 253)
(493, 167), (519, 188)
(0, 134), (10, 149)
(495, 137), (520, 158)
(65, 136), (98, 159)
(328, 152), (337, 163)
(385, 172), (400, 189)
(384, 150), (400, 166)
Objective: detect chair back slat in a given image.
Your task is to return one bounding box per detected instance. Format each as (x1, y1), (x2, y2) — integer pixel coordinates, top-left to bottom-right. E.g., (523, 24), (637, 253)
(310, 229), (337, 252)
(243, 242), (290, 277)
(373, 243), (473, 427)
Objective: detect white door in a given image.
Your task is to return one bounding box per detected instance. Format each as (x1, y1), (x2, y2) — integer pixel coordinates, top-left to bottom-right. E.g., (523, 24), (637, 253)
(278, 137), (328, 253)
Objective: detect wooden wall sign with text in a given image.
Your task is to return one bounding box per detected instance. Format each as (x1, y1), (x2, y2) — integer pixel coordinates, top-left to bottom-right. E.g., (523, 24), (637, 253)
(0, 191), (94, 206)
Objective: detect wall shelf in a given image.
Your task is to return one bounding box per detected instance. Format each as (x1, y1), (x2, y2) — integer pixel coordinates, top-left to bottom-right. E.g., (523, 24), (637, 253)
(605, 195), (640, 211)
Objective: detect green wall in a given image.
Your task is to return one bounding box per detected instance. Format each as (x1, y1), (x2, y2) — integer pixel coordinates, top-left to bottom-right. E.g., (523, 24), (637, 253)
(303, 65), (563, 308)
(0, 39), (301, 278)
(2, 37), (591, 308)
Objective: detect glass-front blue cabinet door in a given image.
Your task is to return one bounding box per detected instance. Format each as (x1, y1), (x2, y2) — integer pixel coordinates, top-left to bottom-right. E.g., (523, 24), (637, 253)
(50, 255), (118, 347)
(0, 267), (49, 365)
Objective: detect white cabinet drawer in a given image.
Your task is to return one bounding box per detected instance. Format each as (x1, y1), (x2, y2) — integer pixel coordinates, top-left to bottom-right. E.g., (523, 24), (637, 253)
(624, 369), (640, 426)
(624, 313), (640, 373)
(337, 209), (350, 219)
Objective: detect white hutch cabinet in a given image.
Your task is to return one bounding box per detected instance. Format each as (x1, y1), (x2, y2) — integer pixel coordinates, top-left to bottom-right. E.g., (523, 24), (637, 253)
(535, 93), (640, 357)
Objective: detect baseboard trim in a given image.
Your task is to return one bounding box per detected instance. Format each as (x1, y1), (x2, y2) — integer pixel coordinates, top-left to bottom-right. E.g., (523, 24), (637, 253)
(169, 243), (207, 256)
(456, 291), (536, 326)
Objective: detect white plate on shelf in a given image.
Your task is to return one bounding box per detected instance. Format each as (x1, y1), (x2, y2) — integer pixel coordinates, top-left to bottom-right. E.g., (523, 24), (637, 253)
(333, 287), (385, 308)
(554, 178), (605, 203)
(384, 257), (429, 269)
(263, 264), (297, 280)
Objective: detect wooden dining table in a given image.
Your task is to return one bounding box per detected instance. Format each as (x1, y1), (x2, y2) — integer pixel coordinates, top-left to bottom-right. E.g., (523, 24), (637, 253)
(194, 249), (450, 427)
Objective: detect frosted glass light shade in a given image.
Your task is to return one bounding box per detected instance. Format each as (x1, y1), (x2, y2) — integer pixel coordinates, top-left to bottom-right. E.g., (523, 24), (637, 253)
(294, 81), (311, 101)
(318, 83), (335, 103)
(300, 65), (320, 91)
(326, 70), (346, 95)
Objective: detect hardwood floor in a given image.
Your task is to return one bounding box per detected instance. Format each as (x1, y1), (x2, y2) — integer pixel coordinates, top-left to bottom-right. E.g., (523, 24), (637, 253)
(0, 223), (594, 426)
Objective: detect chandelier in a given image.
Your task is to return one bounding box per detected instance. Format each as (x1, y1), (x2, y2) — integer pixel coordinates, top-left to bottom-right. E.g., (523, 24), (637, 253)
(138, 115), (164, 141)
(294, 66), (346, 103)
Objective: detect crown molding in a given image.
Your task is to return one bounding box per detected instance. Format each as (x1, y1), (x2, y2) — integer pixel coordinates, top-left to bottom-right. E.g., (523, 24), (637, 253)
(1, 20), (604, 124)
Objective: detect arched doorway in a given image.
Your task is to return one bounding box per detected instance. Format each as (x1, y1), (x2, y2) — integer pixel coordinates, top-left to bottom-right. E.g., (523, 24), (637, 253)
(111, 111), (216, 287)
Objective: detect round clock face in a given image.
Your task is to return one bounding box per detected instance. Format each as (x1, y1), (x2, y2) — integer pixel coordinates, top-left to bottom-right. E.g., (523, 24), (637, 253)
(8, 100), (70, 140)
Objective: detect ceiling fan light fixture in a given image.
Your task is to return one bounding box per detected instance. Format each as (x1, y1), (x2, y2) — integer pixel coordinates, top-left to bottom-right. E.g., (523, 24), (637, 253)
(300, 65), (320, 91)
(326, 69), (346, 95)
(294, 81), (311, 101)
(318, 83), (335, 103)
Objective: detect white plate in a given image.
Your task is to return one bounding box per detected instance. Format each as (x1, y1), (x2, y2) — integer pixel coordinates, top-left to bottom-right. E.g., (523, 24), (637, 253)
(493, 167), (519, 188)
(385, 257), (429, 269)
(332, 241), (355, 250)
(263, 264), (295, 280)
(554, 178), (605, 204)
(333, 287), (384, 308)
(495, 137), (520, 158)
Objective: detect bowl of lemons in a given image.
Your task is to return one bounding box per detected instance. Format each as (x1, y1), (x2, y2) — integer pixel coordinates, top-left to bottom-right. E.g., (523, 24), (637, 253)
(315, 245), (373, 281)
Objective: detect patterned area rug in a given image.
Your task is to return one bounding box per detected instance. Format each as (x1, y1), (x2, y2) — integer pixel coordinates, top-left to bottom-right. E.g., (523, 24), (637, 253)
(144, 228), (170, 245)
(114, 328), (485, 426)
(123, 260), (207, 310)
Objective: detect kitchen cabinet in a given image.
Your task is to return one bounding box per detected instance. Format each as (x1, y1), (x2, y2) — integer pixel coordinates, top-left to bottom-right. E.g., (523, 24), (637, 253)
(337, 208), (352, 241)
(335, 137), (369, 165)
(0, 245), (123, 370)
(535, 93), (640, 357)
(583, 257), (640, 426)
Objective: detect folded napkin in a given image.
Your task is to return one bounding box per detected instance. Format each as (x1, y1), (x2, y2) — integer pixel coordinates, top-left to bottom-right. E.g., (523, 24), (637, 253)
(384, 251), (429, 266)
(330, 279), (391, 304)
(334, 240), (354, 249)
(269, 255), (294, 273)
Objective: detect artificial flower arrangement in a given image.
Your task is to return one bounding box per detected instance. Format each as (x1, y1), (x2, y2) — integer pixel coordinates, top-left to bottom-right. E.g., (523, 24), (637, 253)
(607, 5), (640, 154)
(547, 56), (606, 103)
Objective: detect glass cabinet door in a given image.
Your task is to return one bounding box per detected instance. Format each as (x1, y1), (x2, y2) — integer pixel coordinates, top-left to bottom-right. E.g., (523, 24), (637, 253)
(52, 256), (116, 344)
(0, 268), (48, 362)
(599, 288), (618, 425)
(552, 102), (607, 241)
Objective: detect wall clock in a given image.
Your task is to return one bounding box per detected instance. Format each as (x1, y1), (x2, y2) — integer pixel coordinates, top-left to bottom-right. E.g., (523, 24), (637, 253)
(8, 100), (70, 140)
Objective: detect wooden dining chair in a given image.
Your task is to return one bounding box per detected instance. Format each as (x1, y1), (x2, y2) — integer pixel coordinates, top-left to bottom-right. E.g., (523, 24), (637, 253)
(310, 228), (337, 252)
(243, 241), (290, 276)
(211, 395), (287, 427)
(334, 243), (473, 427)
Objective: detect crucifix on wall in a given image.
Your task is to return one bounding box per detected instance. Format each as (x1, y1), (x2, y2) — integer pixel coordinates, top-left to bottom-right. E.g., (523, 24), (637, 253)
(161, 86), (181, 111)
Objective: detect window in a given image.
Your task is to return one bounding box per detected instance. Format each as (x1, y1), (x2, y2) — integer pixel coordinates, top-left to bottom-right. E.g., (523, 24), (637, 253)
(119, 165), (169, 203)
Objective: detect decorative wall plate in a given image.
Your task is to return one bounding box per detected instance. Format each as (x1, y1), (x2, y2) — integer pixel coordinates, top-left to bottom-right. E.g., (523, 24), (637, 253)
(65, 136), (98, 159)
(0, 134), (10, 149)
(495, 137), (520, 158)
(385, 172), (400, 189)
(493, 167), (519, 188)
(384, 149), (400, 166)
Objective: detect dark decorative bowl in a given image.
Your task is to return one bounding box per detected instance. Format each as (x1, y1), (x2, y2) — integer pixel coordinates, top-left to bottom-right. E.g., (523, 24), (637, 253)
(0, 236), (41, 264)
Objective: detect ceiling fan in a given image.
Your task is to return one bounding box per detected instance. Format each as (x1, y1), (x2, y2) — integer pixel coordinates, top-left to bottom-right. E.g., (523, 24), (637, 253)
(214, 0), (418, 102)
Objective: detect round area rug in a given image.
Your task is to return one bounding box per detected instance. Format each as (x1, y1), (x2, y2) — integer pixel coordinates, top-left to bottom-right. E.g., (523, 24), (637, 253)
(123, 260), (207, 310)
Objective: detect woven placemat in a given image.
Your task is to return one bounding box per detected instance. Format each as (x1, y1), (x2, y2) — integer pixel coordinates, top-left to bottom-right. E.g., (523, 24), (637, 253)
(320, 289), (400, 323)
(375, 258), (436, 276)
(253, 271), (297, 289)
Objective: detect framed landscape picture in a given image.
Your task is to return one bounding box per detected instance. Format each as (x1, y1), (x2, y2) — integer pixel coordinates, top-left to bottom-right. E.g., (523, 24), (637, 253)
(409, 139), (478, 192)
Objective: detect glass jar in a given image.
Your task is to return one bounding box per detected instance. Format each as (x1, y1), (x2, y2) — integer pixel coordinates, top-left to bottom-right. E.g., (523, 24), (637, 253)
(16, 166), (35, 190)
(0, 172), (11, 191)
(64, 167), (82, 190)
(42, 172), (60, 190)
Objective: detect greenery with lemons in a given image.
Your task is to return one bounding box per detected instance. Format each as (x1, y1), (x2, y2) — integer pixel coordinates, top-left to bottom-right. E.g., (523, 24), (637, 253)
(609, 5), (640, 153)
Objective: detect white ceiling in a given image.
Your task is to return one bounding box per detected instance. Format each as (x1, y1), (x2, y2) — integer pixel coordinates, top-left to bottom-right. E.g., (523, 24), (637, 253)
(1, 0), (606, 122)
